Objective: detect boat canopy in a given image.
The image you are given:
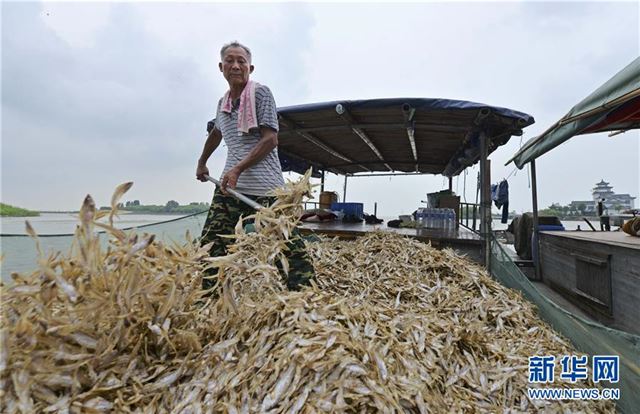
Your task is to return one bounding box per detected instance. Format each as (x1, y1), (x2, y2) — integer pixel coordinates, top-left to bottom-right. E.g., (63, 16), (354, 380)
(509, 57), (640, 169)
(208, 98), (533, 178)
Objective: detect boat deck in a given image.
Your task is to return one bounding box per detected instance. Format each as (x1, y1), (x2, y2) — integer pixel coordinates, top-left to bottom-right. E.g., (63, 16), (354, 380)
(299, 221), (481, 243)
(298, 221), (483, 262)
(540, 230), (640, 250)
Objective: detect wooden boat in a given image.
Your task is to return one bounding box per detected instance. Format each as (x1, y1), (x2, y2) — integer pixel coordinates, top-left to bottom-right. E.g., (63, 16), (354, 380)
(508, 57), (640, 336)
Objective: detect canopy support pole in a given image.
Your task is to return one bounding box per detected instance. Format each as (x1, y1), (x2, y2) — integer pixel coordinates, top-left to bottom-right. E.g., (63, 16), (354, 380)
(448, 176), (453, 191)
(343, 175), (348, 202)
(479, 131), (491, 270)
(531, 160), (541, 280)
(321, 169), (325, 193)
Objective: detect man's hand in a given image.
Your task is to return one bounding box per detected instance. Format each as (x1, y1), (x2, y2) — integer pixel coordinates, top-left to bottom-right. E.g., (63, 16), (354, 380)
(197, 128), (222, 182)
(220, 167), (241, 194)
(196, 164), (209, 182)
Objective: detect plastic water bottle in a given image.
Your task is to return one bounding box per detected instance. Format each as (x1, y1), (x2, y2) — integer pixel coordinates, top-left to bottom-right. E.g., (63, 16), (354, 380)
(446, 209), (453, 231)
(416, 208), (425, 228)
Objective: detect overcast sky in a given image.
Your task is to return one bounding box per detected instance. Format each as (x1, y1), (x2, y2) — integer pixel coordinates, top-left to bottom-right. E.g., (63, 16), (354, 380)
(2, 1), (639, 217)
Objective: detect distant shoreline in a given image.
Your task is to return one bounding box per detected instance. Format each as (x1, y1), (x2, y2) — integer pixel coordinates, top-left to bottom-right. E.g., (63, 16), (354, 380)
(0, 203), (40, 217)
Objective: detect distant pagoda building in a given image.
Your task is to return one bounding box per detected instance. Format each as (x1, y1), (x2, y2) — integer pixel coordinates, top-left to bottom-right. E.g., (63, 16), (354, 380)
(592, 180), (615, 203)
(570, 180), (635, 214)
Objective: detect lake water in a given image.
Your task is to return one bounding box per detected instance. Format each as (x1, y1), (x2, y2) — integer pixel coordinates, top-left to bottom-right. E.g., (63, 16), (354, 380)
(492, 219), (589, 231)
(0, 213), (608, 283)
(1, 213), (208, 281)
(1, 213), (591, 236)
(1, 213), (190, 235)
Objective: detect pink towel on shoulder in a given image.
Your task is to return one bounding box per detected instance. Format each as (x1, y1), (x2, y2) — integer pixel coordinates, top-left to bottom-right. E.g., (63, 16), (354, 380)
(221, 80), (259, 135)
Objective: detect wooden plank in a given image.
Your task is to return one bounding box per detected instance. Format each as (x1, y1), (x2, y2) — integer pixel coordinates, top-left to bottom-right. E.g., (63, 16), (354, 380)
(531, 281), (597, 323)
(540, 238), (576, 291)
(609, 244), (640, 335)
(574, 252), (612, 314)
(539, 232), (640, 335)
(541, 230), (640, 250)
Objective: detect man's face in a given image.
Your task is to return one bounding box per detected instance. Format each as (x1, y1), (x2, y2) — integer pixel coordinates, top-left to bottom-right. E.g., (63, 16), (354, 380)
(219, 47), (254, 87)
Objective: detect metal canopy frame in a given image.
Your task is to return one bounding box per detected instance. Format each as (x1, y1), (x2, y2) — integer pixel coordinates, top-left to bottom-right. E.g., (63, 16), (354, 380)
(335, 104), (393, 172)
(276, 98), (532, 177)
(278, 114), (371, 173)
(402, 103), (419, 171)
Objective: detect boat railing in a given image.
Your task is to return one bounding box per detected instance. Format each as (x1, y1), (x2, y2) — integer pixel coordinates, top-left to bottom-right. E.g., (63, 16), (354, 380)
(459, 202), (480, 233)
(303, 201), (321, 210)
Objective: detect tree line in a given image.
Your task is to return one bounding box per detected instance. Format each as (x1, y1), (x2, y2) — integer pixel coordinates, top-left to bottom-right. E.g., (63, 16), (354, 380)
(98, 200), (210, 214)
(539, 202), (625, 217)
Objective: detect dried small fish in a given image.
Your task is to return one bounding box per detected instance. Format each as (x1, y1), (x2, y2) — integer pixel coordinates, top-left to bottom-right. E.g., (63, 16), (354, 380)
(262, 363), (295, 410)
(82, 396), (113, 412)
(54, 274), (78, 303)
(0, 171), (615, 413)
(146, 368), (182, 391)
(8, 284), (41, 295)
(109, 182), (134, 224)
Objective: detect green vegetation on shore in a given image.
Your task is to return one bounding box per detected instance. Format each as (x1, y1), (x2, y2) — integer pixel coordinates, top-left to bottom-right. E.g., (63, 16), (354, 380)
(539, 202), (612, 219)
(98, 200), (209, 215)
(0, 203), (40, 217)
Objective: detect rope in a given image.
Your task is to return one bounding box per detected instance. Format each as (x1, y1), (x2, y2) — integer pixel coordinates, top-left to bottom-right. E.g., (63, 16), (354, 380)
(0, 210), (209, 238)
(505, 134), (526, 181)
(463, 170), (467, 202)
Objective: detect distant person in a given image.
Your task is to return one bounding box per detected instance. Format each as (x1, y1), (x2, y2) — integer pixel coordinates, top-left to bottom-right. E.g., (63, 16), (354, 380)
(597, 198), (605, 217)
(196, 41), (314, 291)
(597, 198), (610, 231)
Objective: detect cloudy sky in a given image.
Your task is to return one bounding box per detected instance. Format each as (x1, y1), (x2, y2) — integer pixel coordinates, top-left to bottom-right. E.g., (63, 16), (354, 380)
(2, 1), (638, 217)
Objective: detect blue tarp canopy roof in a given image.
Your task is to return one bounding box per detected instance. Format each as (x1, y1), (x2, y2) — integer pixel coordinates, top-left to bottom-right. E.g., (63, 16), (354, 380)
(508, 57), (640, 169)
(270, 97), (534, 177)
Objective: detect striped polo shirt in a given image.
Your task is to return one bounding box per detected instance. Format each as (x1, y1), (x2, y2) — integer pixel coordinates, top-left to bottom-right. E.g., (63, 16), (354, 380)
(214, 84), (285, 196)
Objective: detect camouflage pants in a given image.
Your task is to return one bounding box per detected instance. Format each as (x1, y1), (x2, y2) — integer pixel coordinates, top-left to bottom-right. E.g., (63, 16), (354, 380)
(200, 188), (314, 291)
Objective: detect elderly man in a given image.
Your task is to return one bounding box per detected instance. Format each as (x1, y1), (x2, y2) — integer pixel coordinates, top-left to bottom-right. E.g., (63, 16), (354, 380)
(196, 41), (314, 291)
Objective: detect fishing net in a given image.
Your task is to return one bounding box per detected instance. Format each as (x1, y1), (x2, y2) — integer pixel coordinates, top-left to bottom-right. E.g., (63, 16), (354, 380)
(491, 239), (640, 414)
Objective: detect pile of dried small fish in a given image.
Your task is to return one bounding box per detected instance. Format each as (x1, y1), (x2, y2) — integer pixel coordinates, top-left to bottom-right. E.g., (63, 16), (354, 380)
(1, 172), (614, 412)
(1, 182), (213, 412)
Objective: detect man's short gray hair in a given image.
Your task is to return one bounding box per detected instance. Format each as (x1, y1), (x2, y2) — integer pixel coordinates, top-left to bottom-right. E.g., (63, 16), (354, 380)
(220, 41), (252, 61)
